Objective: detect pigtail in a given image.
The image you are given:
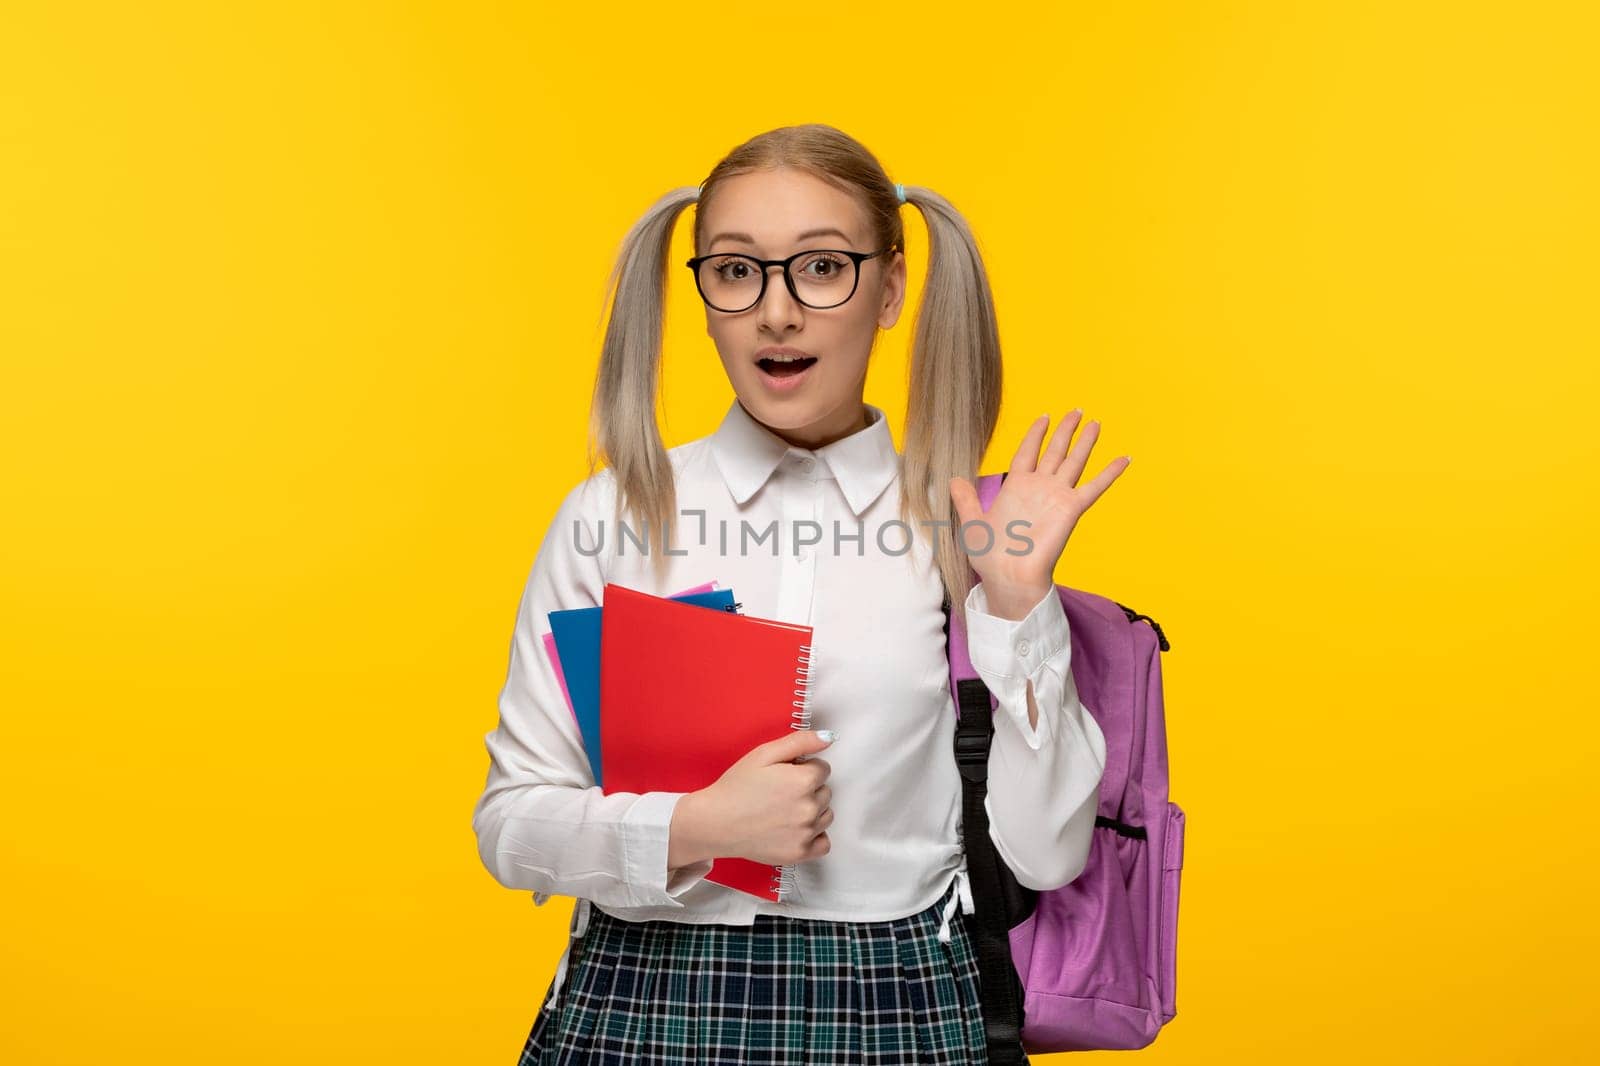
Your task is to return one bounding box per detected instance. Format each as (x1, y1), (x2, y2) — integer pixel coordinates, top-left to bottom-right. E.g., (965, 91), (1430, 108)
(896, 185), (1004, 633)
(586, 186), (700, 583)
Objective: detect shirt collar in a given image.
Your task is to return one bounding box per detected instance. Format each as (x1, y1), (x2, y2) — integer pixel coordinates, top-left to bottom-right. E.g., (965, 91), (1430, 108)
(709, 397), (899, 518)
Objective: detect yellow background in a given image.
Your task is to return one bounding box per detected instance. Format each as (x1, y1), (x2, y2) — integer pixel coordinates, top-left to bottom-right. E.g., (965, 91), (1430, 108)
(3, 2), (1595, 1063)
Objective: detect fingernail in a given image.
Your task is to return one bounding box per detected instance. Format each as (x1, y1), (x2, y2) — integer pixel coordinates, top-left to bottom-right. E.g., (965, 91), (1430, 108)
(816, 730), (837, 743)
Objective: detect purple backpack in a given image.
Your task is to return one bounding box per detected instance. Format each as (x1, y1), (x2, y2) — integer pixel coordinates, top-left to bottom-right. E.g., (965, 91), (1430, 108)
(941, 471), (1184, 1060)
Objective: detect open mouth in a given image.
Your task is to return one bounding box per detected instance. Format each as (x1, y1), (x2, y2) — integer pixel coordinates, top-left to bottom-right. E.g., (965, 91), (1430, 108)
(757, 355), (819, 378)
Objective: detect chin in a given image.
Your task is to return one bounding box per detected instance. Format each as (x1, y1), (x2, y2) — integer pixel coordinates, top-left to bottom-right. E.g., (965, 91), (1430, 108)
(741, 391), (828, 426)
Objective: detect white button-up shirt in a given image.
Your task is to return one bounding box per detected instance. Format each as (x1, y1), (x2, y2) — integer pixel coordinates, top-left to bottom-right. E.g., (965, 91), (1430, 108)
(472, 398), (1108, 947)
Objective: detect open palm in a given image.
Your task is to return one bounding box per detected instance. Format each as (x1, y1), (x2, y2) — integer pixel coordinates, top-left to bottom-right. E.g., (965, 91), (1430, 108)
(949, 410), (1131, 611)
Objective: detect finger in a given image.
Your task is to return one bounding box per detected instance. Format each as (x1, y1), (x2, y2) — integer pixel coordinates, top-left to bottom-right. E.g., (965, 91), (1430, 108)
(816, 806), (835, 831)
(814, 784), (832, 807)
(1058, 418), (1102, 487)
(1074, 455), (1132, 509)
(1039, 409), (1084, 476)
(772, 728), (832, 764)
(1007, 414), (1052, 475)
(948, 475), (980, 525)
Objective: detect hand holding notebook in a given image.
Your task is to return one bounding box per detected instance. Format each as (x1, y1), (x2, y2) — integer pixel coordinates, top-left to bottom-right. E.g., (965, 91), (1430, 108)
(677, 726), (838, 880)
(598, 582), (816, 902)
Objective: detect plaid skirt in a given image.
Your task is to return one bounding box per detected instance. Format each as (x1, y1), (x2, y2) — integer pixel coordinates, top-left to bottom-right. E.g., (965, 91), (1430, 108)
(516, 874), (991, 1065)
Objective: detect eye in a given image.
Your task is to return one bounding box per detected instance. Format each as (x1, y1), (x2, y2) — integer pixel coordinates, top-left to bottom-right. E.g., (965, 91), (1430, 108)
(710, 257), (754, 281)
(796, 252), (849, 279)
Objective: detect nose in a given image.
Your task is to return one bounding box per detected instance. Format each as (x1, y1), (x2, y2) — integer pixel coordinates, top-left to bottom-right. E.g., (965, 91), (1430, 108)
(755, 263), (804, 331)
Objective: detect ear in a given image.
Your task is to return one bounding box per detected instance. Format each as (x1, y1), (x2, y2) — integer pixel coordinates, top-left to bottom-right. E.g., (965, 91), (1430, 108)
(876, 250), (907, 330)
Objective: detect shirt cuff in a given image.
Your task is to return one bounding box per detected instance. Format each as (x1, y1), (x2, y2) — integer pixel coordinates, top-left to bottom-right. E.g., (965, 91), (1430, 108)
(962, 582), (1073, 749)
(620, 790), (713, 907)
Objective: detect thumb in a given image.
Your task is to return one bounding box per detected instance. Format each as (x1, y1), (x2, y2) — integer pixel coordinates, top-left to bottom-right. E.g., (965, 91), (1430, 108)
(948, 476), (980, 528)
(758, 728), (837, 765)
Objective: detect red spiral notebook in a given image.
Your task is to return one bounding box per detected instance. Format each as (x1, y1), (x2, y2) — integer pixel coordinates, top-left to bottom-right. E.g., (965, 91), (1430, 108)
(598, 582), (815, 902)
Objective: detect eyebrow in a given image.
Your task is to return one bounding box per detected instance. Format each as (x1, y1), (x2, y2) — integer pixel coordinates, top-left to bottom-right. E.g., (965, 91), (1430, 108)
(707, 227), (857, 250)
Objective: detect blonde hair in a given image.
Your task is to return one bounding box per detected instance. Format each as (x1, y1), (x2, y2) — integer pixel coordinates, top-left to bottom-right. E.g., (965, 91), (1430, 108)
(585, 123), (1003, 630)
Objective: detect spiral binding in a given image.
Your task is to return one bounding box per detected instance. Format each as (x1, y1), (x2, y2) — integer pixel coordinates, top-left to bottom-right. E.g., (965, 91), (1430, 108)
(771, 639), (815, 901)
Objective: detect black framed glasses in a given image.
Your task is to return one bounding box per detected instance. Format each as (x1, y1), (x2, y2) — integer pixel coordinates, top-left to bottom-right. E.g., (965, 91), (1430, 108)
(685, 245), (898, 313)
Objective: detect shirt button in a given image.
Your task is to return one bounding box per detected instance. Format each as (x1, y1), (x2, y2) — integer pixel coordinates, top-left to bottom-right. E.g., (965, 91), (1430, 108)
(1017, 638), (1031, 657)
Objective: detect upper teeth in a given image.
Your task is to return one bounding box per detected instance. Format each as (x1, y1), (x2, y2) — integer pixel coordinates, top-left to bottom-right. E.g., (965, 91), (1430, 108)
(765, 354), (807, 362)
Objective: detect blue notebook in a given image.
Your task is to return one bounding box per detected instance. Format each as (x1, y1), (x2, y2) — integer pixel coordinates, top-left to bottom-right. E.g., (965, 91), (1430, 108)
(548, 587), (736, 787)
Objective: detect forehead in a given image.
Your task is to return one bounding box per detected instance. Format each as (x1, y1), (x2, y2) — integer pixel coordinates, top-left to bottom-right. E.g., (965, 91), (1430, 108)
(701, 168), (870, 252)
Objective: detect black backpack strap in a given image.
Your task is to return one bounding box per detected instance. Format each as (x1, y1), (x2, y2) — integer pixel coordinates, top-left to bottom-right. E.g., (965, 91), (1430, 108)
(944, 597), (1031, 1065)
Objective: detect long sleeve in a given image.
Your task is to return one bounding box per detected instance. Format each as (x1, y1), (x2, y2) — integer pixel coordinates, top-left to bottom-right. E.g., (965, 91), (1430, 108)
(961, 582), (1108, 891)
(470, 473), (715, 909)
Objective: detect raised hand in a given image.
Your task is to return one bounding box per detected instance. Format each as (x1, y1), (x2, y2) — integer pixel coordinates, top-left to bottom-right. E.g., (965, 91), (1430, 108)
(948, 410), (1131, 620)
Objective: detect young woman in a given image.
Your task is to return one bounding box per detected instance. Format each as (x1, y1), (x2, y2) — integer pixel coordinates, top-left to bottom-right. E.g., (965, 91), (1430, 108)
(472, 123), (1126, 1064)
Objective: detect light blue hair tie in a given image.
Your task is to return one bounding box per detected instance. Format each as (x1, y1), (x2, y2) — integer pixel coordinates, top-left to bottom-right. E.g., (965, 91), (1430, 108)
(895, 183), (906, 204)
